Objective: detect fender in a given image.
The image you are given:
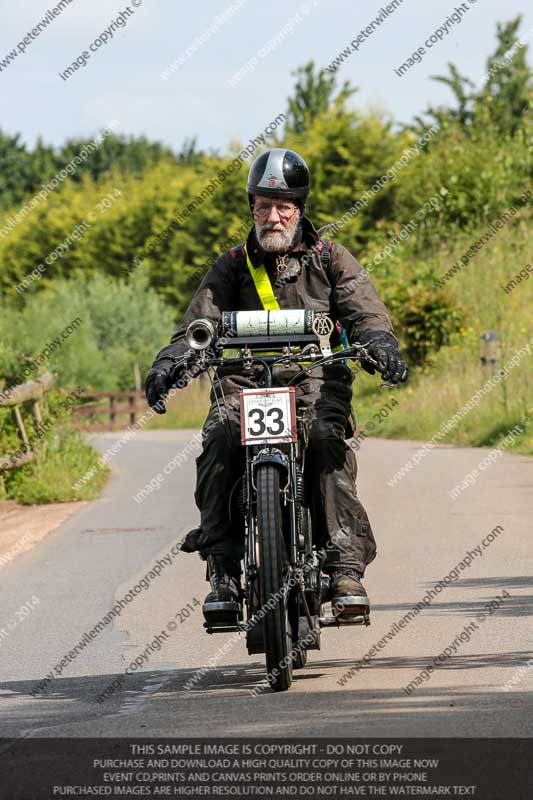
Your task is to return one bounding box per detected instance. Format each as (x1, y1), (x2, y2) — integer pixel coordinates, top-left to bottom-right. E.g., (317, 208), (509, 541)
(252, 447), (289, 479)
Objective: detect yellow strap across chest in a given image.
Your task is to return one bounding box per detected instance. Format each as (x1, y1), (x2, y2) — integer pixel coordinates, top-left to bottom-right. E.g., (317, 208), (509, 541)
(227, 244), (346, 362)
(243, 244), (280, 311)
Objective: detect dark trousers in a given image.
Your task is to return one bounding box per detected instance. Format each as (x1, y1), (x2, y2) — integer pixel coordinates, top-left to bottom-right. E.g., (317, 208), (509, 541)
(194, 365), (377, 575)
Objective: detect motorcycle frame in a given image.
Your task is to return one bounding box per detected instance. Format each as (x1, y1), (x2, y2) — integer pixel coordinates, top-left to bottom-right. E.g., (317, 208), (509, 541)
(177, 327), (380, 646)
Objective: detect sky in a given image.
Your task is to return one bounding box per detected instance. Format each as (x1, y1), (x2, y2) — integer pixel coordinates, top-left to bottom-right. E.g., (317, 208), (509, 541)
(0, 0), (531, 153)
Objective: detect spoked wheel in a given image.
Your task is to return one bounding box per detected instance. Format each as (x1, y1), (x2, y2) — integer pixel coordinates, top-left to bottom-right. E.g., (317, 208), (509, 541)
(256, 463), (293, 692)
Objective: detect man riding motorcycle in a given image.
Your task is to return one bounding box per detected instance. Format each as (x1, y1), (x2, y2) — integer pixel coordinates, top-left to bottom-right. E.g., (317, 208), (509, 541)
(146, 148), (408, 624)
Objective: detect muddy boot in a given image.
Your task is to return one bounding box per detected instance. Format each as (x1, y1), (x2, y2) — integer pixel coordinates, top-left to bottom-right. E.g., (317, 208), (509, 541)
(329, 568), (370, 618)
(202, 554), (242, 629)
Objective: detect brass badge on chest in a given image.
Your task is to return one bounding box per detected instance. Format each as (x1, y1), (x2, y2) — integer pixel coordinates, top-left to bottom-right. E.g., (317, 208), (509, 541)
(275, 254), (289, 278)
(275, 255), (301, 287)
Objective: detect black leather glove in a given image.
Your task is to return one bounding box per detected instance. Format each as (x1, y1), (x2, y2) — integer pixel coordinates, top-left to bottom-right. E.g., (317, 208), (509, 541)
(145, 364), (174, 414)
(357, 330), (408, 384)
(145, 343), (190, 414)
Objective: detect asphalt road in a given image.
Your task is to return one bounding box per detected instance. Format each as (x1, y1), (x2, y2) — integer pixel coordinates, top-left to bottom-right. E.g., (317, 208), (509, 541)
(1, 430), (532, 739)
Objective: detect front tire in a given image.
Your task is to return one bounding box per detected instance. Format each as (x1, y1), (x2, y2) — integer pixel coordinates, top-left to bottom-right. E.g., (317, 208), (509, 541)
(256, 463), (293, 692)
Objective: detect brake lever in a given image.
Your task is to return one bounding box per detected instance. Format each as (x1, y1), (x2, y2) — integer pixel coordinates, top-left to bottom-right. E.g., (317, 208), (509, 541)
(170, 350), (201, 387)
(347, 343), (395, 388)
(348, 342), (379, 367)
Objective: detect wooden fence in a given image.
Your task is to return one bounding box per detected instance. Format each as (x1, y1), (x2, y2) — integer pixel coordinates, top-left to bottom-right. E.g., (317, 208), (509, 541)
(73, 390), (147, 431)
(0, 372), (54, 471)
(0, 376), (148, 477)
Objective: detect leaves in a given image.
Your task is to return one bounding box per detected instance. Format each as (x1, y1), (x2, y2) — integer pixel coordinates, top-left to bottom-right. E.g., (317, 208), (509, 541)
(285, 60), (357, 134)
(0, 16), (531, 377)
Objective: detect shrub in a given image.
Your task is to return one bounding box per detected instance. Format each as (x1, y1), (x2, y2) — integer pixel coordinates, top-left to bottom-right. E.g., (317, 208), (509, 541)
(387, 282), (464, 367)
(0, 387), (109, 504)
(0, 269), (174, 393)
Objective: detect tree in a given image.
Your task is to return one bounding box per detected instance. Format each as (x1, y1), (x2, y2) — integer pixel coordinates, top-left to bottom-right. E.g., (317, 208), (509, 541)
(176, 136), (203, 166)
(28, 137), (61, 191)
(428, 64), (476, 127)
(285, 61), (356, 133)
(0, 131), (41, 210)
(478, 16), (532, 134)
(57, 134), (177, 182)
(415, 16), (532, 135)
(0, 130), (192, 215)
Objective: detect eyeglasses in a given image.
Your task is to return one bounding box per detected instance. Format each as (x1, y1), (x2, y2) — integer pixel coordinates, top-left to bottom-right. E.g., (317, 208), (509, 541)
(253, 202), (298, 221)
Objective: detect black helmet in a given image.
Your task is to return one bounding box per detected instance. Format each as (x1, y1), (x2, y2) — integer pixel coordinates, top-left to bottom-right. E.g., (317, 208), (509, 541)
(246, 148), (309, 211)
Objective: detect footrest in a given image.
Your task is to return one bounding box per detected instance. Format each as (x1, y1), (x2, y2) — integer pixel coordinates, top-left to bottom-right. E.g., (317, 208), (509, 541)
(331, 594), (370, 616)
(319, 613), (370, 627)
(204, 623), (243, 634)
(203, 600), (242, 632)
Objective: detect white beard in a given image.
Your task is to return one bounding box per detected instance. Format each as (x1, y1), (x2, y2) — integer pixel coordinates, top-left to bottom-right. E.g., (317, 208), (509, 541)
(255, 213), (300, 254)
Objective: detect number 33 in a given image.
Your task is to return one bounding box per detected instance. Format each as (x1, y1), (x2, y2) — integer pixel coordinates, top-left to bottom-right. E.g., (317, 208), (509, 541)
(248, 407), (284, 436)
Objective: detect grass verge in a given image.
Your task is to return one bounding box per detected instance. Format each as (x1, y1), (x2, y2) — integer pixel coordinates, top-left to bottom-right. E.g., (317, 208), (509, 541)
(2, 427), (110, 505)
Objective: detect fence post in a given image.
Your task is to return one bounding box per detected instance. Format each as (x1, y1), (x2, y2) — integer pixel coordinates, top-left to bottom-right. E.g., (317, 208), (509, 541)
(13, 406), (30, 450)
(133, 363), (142, 392)
(32, 400), (43, 427)
(129, 394), (136, 427)
(0, 373), (54, 473)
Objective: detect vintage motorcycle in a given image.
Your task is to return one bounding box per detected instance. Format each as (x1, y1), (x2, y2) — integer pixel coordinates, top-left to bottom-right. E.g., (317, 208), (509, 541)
(173, 309), (380, 692)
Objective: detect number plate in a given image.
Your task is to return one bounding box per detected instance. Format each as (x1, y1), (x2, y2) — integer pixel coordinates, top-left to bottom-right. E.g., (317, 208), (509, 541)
(240, 387), (297, 445)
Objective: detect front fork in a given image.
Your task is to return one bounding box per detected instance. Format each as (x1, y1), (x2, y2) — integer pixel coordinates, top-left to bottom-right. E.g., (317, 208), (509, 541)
(244, 441), (296, 577)
(243, 442), (321, 650)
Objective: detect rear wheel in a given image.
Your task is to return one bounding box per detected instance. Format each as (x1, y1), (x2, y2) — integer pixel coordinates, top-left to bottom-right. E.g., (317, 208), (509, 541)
(256, 463), (293, 692)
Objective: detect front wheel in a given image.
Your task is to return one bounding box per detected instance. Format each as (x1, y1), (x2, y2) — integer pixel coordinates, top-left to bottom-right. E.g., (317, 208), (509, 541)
(256, 463), (293, 692)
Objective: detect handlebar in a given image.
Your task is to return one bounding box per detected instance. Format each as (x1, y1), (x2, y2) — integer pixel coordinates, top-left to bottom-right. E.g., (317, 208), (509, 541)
(170, 340), (381, 389)
(168, 310), (396, 391)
